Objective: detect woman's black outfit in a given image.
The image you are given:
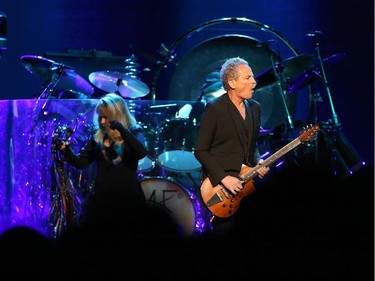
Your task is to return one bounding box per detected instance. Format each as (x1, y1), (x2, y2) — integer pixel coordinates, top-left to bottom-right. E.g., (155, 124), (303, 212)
(62, 124), (148, 230)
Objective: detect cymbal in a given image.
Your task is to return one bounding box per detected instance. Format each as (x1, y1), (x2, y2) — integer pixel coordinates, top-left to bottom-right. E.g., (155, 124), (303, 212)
(21, 55), (57, 79)
(203, 81), (225, 102)
(20, 55), (94, 97)
(55, 89), (93, 99)
(289, 52), (346, 92)
(88, 70), (150, 98)
(204, 71), (221, 83)
(255, 54), (314, 90)
(57, 69), (94, 97)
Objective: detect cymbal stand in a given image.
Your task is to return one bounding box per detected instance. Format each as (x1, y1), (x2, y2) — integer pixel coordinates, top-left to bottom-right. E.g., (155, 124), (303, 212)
(30, 66), (66, 135)
(35, 66), (65, 111)
(264, 43), (295, 138)
(309, 31), (339, 127)
(307, 31), (364, 176)
(114, 78), (123, 96)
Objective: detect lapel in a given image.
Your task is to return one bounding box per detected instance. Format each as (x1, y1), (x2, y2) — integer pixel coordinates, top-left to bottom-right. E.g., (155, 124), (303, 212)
(245, 99), (255, 151)
(225, 94), (245, 148)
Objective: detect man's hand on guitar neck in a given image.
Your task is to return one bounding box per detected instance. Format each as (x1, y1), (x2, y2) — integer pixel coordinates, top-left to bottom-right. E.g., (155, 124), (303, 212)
(255, 160), (270, 179)
(241, 161), (270, 179)
(221, 162), (270, 196)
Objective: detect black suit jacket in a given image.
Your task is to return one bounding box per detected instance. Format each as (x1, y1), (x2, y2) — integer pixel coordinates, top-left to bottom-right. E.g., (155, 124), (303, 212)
(194, 93), (261, 187)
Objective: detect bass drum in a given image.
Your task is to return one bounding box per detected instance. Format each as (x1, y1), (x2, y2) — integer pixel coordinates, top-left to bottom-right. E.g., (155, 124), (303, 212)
(140, 177), (211, 238)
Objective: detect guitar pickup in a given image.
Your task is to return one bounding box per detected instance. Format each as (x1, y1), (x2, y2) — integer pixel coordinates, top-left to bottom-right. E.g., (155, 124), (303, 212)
(206, 192), (223, 207)
(221, 187), (230, 199)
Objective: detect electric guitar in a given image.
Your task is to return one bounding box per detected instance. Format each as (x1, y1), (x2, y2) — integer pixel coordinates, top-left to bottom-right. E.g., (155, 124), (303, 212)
(200, 124), (320, 219)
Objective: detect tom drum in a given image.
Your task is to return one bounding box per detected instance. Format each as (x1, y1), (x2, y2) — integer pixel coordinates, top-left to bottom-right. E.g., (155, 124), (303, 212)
(156, 118), (201, 173)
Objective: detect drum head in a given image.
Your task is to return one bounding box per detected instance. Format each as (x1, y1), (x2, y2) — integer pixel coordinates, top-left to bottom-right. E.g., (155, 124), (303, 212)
(140, 177), (196, 237)
(167, 34), (295, 128)
(157, 150), (201, 173)
(137, 156), (154, 173)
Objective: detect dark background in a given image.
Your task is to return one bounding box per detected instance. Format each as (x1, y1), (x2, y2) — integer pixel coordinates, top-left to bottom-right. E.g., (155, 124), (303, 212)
(0, 1), (373, 279)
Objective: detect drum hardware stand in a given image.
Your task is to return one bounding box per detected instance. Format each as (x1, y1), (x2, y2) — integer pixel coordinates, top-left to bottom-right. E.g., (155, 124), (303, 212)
(308, 30), (339, 127)
(41, 64), (69, 98)
(169, 169), (201, 192)
(308, 30), (341, 174)
(33, 64), (66, 115)
(197, 88), (207, 104)
(113, 77), (124, 96)
(185, 171), (201, 190)
(307, 31), (364, 176)
(29, 65), (67, 135)
(309, 91), (323, 164)
(264, 42), (296, 139)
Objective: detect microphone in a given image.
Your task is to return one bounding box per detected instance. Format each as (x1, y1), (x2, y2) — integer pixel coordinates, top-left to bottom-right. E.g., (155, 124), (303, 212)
(256, 39), (277, 47)
(306, 30), (324, 37)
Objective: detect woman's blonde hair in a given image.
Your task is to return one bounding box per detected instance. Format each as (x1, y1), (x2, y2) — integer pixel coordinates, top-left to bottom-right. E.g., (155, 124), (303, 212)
(94, 93), (137, 163)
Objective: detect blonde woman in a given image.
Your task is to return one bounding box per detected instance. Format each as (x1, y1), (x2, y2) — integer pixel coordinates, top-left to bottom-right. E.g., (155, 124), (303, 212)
(60, 93), (148, 230)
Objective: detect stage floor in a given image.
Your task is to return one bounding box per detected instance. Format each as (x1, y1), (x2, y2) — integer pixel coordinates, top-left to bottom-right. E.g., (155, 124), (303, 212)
(0, 164), (373, 280)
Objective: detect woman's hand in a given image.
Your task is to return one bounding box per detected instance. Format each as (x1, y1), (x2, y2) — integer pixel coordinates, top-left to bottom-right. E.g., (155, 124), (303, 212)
(60, 140), (67, 150)
(109, 120), (123, 131)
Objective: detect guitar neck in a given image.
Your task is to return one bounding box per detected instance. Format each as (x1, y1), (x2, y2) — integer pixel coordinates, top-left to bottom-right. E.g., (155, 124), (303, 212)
(241, 136), (302, 182)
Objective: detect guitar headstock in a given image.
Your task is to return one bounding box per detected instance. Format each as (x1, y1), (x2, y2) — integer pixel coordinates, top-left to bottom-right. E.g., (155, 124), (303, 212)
(299, 124), (320, 142)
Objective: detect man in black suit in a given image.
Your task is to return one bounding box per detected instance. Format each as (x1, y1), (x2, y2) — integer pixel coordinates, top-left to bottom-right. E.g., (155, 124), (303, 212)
(194, 57), (270, 236)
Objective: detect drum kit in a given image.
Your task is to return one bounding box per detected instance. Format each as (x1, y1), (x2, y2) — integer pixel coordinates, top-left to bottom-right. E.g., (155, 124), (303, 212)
(20, 53), (203, 170)
(20, 47), (347, 238)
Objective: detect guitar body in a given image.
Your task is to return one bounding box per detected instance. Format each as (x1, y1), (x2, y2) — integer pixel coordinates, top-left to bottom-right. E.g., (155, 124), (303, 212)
(200, 165), (256, 218)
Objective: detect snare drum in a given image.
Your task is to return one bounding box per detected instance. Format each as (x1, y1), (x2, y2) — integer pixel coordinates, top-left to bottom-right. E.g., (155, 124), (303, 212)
(140, 177), (210, 238)
(156, 118), (201, 173)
